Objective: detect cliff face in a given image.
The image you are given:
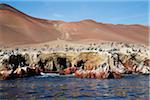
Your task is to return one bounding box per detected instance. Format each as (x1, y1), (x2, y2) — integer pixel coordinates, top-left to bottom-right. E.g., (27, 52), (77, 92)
(0, 41), (150, 80)
(0, 3), (149, 46)
(0, 51), (149, 74)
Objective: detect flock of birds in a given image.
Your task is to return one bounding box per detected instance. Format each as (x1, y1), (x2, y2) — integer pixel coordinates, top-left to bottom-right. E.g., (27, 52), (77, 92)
(0, 42), (149, 80)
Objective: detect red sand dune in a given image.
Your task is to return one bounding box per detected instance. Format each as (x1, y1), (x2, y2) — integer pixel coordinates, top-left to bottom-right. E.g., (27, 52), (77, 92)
(0, 3), (149, 46)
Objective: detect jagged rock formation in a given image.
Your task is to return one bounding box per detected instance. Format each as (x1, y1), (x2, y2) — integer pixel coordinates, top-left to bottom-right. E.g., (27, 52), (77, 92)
(0, 44), (149, 80)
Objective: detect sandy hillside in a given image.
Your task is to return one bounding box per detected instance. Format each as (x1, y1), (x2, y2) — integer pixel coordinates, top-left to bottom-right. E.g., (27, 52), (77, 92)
(0, 3), (149, 46)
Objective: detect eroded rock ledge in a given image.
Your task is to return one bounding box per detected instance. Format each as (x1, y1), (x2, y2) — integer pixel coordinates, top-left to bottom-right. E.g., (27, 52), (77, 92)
(0, 42), (149, 80)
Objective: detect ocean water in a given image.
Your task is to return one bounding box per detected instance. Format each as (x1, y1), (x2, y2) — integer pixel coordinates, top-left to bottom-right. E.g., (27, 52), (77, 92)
(0, 74), (149, 100)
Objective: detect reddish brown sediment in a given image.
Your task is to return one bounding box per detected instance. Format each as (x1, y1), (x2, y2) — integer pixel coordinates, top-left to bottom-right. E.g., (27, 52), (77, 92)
(0, 3), (149, 46)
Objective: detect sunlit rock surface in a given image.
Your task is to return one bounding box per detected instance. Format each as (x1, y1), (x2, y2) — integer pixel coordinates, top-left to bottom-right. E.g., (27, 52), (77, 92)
(0, 41), (149, 80)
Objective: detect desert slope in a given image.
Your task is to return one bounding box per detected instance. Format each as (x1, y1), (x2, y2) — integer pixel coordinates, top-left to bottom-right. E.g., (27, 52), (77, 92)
(56, 20), (149, 44)
(0, 3), (61, 45)
(0, 3), (149, 46)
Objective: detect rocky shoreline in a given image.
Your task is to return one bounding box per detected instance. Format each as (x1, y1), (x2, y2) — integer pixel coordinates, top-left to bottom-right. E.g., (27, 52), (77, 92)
(0, 41), (149, 80)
